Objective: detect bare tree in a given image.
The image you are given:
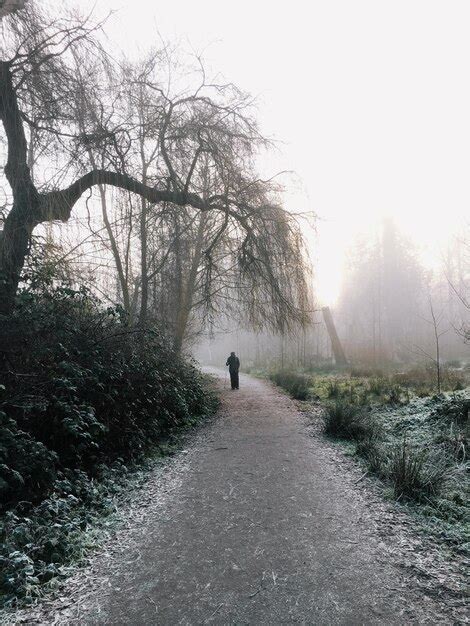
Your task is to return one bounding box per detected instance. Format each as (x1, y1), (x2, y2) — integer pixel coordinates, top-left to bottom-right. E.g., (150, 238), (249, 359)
(413, 299), (450, 394)
(444, 225), (470, 344)
(0, 4), (311, 348)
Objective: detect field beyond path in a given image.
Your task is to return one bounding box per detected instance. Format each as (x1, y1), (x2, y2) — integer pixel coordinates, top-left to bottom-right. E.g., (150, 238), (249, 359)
(14, 370), (464, 625)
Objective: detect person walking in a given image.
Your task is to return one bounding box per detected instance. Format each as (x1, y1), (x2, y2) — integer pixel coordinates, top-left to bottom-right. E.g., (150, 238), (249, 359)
(225, 351), (240, 390)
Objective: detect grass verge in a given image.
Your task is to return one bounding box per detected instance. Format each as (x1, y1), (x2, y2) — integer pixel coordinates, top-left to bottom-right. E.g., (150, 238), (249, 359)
(266, 365), (469, 554)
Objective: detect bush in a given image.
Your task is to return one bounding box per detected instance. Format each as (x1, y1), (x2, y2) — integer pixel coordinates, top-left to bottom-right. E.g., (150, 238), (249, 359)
(326, 380), (341, 398)
(270, 370), (311, 400)
(430, 397), (469, 463)
(355, 439), (387, 475)
(391, 365), (468, 395)
(0, 465), (141, 604)
(323, 399), (380, 441)
(367, 377), (388, 396)
(1, 285), (216, 501)
(0, 412), (58, 504)
(0, 282), (217, 604)
(385, 384), (403, 405)
(391, 439), (448, 501)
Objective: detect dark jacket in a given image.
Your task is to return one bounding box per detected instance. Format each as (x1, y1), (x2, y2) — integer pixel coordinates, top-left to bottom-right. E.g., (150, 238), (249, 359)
(226, 355), (240, 373)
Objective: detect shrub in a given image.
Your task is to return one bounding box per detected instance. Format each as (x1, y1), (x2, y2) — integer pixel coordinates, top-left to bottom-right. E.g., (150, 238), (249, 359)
(0, 412), (58, 504)
(391, 439), (448, 501)
(0, 282), (217, 604)
(1, 285), (216, 501)
(326, 380), (341, 398)
(270, 371), (311, 400)
(355, 439), (387, 475)
(0, 466), (136, 604)
(323, 399), (380, 441)
(435, 430), (467, 463)
(385, 385), (403, 405)
(391, 365), (468, 395)
(368, 377), (388, 396)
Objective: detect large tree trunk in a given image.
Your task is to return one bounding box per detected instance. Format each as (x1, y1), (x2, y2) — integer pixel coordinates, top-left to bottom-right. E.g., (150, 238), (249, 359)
(0, 61), (39, 315)
(0, 204), (34, 314)
(322, 306), (348, 366)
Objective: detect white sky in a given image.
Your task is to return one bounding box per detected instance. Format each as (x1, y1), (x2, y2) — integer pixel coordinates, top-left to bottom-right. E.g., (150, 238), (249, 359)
(76, 0), (470, 305)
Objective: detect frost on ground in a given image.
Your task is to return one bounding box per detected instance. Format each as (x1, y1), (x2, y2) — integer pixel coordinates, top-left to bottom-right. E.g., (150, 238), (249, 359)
(5, 372), (469, 625)
(366, 392), (469, 549)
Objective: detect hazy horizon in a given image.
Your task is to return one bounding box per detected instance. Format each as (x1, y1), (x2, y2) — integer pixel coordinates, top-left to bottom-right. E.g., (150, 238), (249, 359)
(65, 0), (470, 307)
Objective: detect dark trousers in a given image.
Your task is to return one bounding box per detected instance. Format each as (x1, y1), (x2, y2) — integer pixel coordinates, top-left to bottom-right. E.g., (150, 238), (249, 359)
(230, 371), (239, 389)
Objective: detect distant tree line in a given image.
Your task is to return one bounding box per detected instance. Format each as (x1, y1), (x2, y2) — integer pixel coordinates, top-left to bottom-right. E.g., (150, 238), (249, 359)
(335, 219), (469, 365)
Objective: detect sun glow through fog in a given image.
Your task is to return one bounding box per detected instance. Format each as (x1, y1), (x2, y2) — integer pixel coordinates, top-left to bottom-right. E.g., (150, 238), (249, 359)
(71, 0), (470, 308)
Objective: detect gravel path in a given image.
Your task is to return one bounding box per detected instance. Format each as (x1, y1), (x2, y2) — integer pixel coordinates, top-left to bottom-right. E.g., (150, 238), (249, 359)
(9, 370), (467, 625)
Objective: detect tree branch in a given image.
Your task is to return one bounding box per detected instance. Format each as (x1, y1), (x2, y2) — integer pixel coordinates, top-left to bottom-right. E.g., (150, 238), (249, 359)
(39, 169), (207, 224)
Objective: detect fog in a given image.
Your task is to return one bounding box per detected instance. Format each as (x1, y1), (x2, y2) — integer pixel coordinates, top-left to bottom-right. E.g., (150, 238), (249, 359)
(72, 0), (470, 308)
(2, 0), (469, 368)
(198, 215), (469, 369)
(2, 2), (470, 614)
(58, 0), (470, 368)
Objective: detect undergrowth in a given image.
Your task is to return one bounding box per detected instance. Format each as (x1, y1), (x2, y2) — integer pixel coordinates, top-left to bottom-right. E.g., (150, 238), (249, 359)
(323, 399), (380, 442)
(322, 388), (469, 550)
(390, 439), (449, 501)
(0, 279), (218, 607)
(268, 365), (469, 552)
(269, 370), (311, 400)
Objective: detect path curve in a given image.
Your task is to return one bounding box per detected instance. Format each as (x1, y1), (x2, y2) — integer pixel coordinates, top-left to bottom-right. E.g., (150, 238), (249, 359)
(13, 371), (464, 625)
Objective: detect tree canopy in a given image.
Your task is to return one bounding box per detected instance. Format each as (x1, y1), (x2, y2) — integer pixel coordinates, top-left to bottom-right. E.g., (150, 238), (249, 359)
(0, 2), (311, 346)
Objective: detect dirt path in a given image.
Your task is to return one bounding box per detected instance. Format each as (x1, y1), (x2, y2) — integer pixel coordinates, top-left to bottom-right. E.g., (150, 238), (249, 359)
(11, 371), (467, 625)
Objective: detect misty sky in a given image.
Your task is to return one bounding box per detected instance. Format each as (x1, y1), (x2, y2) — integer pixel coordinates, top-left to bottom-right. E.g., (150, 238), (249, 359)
(73, 0), (470, 304)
